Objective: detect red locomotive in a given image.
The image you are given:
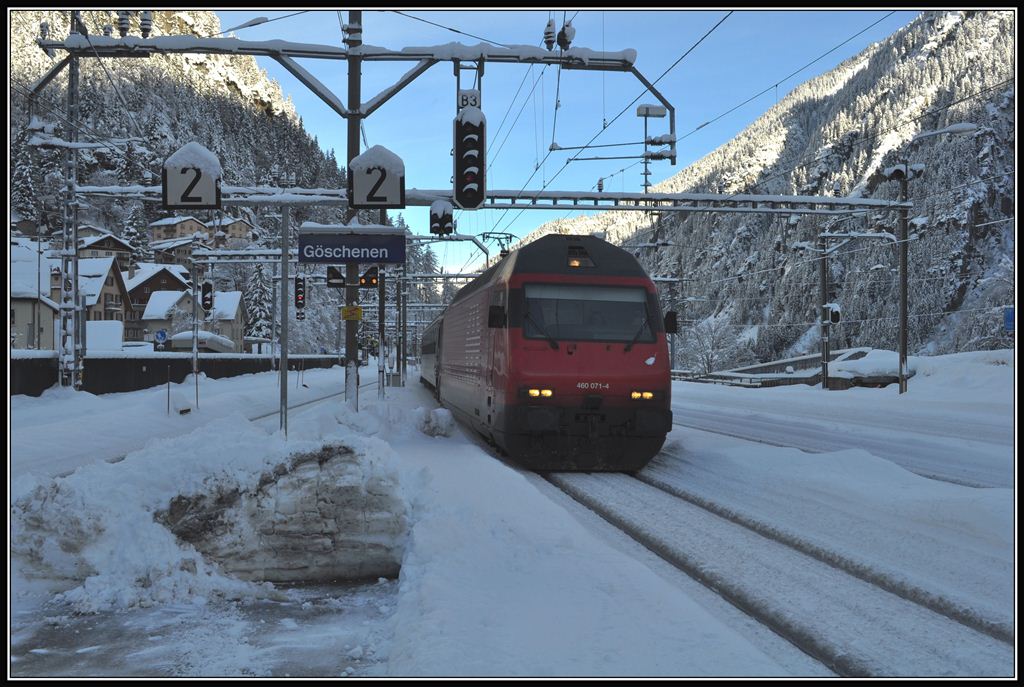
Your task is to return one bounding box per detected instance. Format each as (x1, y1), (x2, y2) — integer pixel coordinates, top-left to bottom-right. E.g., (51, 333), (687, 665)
(421, 234), (676, 471)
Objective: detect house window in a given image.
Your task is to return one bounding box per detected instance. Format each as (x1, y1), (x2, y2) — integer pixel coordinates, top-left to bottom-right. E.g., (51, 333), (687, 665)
(144, 287), (151, 294)
(106, 277), (113, 286)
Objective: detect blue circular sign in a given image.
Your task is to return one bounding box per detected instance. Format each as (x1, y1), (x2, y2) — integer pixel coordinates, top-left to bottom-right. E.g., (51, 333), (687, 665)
(155, 329), (168, 343)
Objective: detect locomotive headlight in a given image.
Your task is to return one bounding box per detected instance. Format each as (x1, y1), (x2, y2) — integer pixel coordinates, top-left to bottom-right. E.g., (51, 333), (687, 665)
(540, 389), (553, 398)
(642, 391), (654, 400)
(528, 389), (541, 397)
(630, 391), (642, 400)
(631, 390), (656, 400)
(527, 388), (554, 398)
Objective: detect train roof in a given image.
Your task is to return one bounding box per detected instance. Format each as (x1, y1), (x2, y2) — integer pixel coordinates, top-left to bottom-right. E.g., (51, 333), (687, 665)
(450, 234), (648, 305)
(512, 234), (649, 277)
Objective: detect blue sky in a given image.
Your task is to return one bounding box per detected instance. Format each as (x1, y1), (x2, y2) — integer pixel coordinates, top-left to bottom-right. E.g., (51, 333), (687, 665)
(213, 9), (919, 270)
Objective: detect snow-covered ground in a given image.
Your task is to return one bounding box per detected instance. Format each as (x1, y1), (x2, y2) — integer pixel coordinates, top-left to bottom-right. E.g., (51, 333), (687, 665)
(9, 350), (1015, 676)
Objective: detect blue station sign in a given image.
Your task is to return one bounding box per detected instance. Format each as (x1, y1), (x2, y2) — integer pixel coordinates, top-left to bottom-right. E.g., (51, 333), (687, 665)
(298, 232), (406, 264)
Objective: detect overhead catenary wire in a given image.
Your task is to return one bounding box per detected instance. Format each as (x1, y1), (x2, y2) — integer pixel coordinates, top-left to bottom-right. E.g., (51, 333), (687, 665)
(735, 77), (1014, 199)
(678, 11), (897, 144)
(390, 10), (512, 48)
(82, 32), (145, 139)
(457, 11), (733, 270)
(585, 26), (1009, 236)
(209, 10), (310, 37)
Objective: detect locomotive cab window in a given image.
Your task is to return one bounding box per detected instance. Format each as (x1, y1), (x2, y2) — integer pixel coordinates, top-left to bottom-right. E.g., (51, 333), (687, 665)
(523, 284), (655, 344)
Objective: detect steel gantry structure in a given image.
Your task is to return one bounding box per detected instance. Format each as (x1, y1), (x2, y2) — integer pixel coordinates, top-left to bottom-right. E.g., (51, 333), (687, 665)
(35, 12), (915, 401)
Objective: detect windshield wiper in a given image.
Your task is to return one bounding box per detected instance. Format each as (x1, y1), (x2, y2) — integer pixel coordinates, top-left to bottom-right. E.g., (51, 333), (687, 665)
(624, 315), (650, 352)
(524, 311), (559, 350)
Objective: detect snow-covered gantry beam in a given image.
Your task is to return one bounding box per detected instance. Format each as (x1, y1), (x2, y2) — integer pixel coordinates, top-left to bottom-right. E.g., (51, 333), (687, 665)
(44, 34), (350, 60)
(74, 183), (912, 216)
(39, 35), (636, 70)
(407, 188), (913, 216)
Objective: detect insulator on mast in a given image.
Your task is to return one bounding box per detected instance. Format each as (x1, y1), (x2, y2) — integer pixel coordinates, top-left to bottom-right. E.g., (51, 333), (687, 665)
(543, 19), (555, 51)
(140, 10), (153, 38)
(117, 11), (130, 38)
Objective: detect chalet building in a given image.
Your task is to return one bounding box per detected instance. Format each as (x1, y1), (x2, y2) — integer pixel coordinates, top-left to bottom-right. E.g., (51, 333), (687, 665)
(11, 238), (57, 350)
(205, 290), (248, 352)
(207, 216), (255, 241)
(10, 295), (57, 350)
(78, 233), (133, 271)
(124, 263), (191, 341)
(141, 290), (192, 345)
(147, 216), (208, 242)
(76, 224), (110, 238)
(49, 256), (131, 325)
(150, 235), (211, 266)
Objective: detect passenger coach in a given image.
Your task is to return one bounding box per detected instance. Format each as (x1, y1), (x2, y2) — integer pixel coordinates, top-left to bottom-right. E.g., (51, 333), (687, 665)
(421, 234), (677, 471)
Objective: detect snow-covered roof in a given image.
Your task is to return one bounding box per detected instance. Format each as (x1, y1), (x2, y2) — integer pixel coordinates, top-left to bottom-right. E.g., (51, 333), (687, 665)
(150, 236), (208, 250)
(76, 257), (120, 306)
(79, 233), (132, 251)
(148, 216), (204, 228)
(208, 290), (243, 321)
(207, 216), (252, 227)
(124, 263), (191, 292)
(142, 290), (189, 320)
(165, 142), (223, 178)
(10, 238), (58, 301)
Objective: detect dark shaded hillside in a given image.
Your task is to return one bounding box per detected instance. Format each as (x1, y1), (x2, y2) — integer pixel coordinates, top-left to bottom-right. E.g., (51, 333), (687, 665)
(10, 10), (348, 238)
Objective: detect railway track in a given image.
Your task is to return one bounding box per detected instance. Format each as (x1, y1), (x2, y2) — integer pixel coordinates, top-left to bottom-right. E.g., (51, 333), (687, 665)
(546, 469), (1013, 676)
(669, 418), (996, 488)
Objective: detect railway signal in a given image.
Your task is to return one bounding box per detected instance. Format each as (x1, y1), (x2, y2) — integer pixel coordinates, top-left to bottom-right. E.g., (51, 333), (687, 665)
(359, 266), (379, 288)
(326, 265), (346, 288)
(201, 280), (214, 311)
(453, 106), (486, 209)
(295, 276), (306, 309)
(430, 200), (454, 235)
(825, 303), (841, 324)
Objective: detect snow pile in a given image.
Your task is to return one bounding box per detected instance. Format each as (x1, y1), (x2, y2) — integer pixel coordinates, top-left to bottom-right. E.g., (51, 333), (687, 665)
(909, 349), (1014, 393)
(11, 409), (407, 612)
(830, 348), (917, 378)
(413, 407), (455, 437)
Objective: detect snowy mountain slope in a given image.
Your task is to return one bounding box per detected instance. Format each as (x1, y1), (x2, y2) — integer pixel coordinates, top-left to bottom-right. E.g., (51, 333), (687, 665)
(9, 10), (348, 236)
(520, 10), (1015, 360)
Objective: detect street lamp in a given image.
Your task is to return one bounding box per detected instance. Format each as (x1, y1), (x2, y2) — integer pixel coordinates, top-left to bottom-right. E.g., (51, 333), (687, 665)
(884, 122), (977, 394)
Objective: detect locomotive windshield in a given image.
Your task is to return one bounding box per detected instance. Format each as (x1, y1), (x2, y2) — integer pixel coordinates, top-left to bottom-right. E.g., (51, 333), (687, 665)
(523, 284), (655, 344)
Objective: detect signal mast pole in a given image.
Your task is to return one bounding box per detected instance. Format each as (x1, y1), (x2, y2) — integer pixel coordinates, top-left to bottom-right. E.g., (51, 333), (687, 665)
(344, 11), (362, 411)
